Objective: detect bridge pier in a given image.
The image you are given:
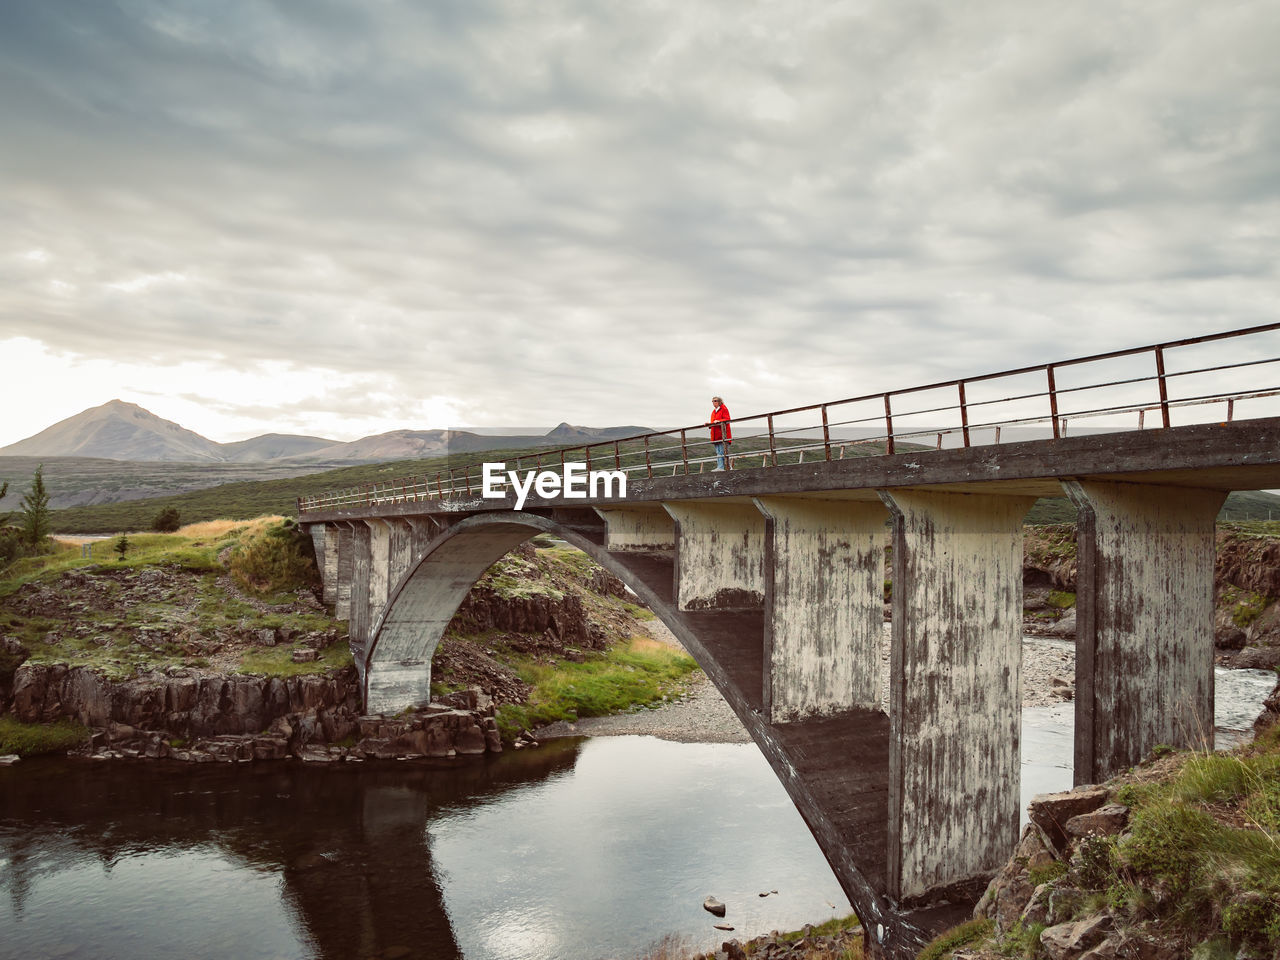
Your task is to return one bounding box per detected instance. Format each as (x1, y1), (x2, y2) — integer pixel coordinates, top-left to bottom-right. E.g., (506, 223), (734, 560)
(348, 523), (376, 662)
(755, 496), (887, 722)
(593, 504), (675, 552)
(334, 522), (356, 620)
(1066, 480), (1226, 783)
(880, 489), (1035, 901)
(664, 501), (766, 610)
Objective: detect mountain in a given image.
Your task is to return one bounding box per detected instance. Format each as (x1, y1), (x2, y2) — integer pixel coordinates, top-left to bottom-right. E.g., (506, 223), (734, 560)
(287, 429), (457, 462)
(0, 402), (658, 466)
(0, 400), (228, 462)
(544, 422), (654, 443)
(219, 433), (337, 461)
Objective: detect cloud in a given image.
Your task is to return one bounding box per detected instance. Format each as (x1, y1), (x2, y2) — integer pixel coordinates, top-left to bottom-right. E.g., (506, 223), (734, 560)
(0, 0), (1277, 446)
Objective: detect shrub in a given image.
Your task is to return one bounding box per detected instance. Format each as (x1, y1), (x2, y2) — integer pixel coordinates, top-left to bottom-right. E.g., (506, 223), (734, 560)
(151, 507), (182, 532)
(229, 519), (319, 597)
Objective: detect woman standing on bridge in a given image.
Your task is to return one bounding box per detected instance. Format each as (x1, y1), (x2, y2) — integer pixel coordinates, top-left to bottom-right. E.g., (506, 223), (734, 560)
(708, 396), (732, 470)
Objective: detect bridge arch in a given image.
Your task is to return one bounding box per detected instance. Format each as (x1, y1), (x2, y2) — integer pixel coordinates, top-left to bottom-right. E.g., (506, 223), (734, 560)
(366, 511), (718, 723)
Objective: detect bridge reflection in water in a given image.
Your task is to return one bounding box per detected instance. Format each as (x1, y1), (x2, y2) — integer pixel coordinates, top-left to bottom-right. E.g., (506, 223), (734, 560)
(0, 748), (574, 960)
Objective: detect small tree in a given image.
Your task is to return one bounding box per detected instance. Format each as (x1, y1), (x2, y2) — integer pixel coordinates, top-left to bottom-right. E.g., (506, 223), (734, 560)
(20, 466), (51, 548)
(152, 507), (181, 532)
(114, 533), (129, 561)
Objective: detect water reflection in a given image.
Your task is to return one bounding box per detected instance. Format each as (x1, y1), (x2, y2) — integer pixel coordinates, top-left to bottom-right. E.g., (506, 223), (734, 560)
(1, 739), (852, 960)
(1, 744), (581, 960)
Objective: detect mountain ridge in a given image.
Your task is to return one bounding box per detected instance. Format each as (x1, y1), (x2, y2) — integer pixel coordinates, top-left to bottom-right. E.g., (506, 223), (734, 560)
(0, 401), (655, 465)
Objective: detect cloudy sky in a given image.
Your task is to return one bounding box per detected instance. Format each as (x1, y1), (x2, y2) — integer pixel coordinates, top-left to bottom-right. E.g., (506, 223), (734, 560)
(1, 0), (1277, 447)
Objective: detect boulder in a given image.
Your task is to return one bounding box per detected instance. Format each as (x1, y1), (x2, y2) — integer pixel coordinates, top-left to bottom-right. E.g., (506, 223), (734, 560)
(1048, 610), (1078, 638)
(1040, 915), (1113, 960)
(11, 664), (50, 722)
(1029, 787), (1109, 854)
(703, 896), (727, 917)
(1065, 803), (1130, 839)
(975, 823), (1058, 932)
(1234, 645), (1280, 670)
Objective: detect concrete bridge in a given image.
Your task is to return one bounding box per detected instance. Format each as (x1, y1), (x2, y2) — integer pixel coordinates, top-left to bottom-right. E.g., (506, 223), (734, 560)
(297, 325), (1280, 959)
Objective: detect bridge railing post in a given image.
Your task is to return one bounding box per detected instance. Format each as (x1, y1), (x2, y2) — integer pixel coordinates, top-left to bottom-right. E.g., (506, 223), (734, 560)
(883, 393), (895, 454)
(821, 404), (831, 460)
(1048, 364), (1060, 438)
(958, 381), (970, 447)
(1155, 345), (1171, 427)
(680, 428), (689, 474)
(644, 435), (653, 478)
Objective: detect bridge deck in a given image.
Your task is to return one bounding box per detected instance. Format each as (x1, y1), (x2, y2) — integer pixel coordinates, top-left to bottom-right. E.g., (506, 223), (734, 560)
(607, 549), (891, 890)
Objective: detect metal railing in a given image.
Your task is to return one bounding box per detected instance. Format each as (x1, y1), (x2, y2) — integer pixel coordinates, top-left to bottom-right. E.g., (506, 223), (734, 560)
(297, 323), (1280, 513)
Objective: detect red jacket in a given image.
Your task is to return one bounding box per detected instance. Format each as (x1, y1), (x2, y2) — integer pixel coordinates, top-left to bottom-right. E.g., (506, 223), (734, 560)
(709, 403), (732, 442)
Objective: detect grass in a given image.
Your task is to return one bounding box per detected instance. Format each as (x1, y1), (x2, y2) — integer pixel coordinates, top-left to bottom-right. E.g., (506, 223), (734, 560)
(238, 642), (353, 677)
(918, 919), (994, 960)
(0, 716), (89, 757)
(1219, 585), (1271, 629)
(1099, 739), (1280, 954)
(494, 634), (698, 740)
(1046, 590), (1076, 610)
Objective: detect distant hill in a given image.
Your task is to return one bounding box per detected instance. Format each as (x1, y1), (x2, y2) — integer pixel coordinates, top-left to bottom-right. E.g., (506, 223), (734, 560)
(219, 433), (337, 461)
(544, 422), (654, 443)
(0, 400), (656, 466)
(0, 400), (227, 462)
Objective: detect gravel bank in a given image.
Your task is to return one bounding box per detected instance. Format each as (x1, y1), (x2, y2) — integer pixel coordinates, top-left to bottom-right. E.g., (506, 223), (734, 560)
(536, 621), (1078, 744)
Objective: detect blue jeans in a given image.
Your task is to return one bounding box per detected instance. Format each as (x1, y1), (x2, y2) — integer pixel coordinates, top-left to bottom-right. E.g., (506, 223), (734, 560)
(714, 441), (727, 470)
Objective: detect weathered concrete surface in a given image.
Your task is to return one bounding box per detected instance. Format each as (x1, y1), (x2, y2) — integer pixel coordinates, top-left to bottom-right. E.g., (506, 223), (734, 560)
(368, 519), (392, 632)
(321, 524), (340, 605)
(1067, 480), (1225, 783)
(335, 522), (354, 619)
(594, 504), (675, 552)
(881, 489), (1035, 901)
(755, 496), (887, 722)
(664, 501), (766, 610)
(348, 521), (373, 659)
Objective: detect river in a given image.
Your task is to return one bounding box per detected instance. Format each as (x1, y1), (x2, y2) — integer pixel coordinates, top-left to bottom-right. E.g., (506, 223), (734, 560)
(1, 660), (1274, 960)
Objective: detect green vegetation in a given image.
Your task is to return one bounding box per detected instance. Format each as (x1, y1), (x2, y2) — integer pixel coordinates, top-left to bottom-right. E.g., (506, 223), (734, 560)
(917, 919), (994, 960)
(998, 920), (1049, 957)
(1, 517), (344, 680)
(227, 517), (319, 598)
(0, 467), (59, 567)
(1024, 523), (1077, 564)
(114, 532), (129, 561)
(1046, 590), (1076, 610)
(1082, 738), (1280, 955)
(1218, 584), (1271, 629)
(0, 716), (89, 757)
(238, 642), (352, 677)
(491, 635), (698, 740)
(19, 464), (52, 546)
(151, 506), (181, 532)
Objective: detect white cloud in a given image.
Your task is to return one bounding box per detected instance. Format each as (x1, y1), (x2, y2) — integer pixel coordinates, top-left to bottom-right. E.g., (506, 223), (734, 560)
(0, 0), (1276, 447)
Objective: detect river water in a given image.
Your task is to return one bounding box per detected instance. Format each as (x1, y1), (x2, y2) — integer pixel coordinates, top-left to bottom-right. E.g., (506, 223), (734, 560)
(1, 663), (1274, 960)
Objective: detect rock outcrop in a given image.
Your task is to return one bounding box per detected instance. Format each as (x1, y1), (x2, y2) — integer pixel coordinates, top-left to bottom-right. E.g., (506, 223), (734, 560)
(2, 655), (502, 764)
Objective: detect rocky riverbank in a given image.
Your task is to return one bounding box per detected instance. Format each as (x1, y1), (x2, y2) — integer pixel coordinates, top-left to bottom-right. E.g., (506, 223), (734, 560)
(0, 532), (658, 763)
